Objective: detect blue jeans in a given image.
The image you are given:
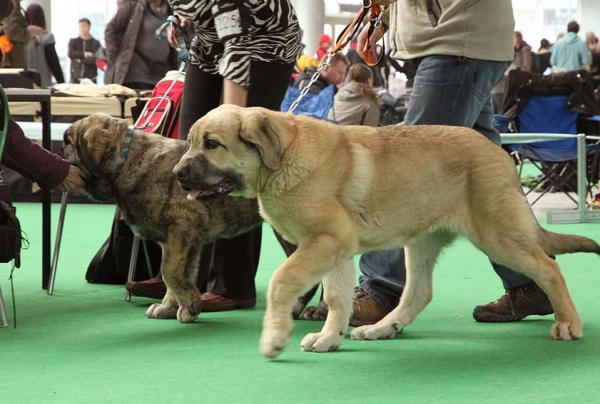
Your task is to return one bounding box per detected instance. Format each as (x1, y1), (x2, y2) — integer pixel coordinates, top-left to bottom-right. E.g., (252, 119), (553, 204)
(358, 55), (534, 312)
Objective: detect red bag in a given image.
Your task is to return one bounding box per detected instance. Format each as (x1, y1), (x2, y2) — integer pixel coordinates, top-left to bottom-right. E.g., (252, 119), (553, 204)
(134, 67), (185, 138)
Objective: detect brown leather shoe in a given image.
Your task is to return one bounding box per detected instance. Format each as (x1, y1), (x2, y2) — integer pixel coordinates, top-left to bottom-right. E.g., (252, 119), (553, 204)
(350, 289), (389, 327)
(125, 276), (166, 299)
(473, 283), (554, 322)
(200, 292), (256, 312)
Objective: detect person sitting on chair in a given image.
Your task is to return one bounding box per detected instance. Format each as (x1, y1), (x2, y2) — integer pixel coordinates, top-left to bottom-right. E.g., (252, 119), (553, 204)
(294, 52), (349, 94)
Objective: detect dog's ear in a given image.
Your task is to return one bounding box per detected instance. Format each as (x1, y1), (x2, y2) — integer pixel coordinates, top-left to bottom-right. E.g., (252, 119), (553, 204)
(81, 127), (117, 168)
(240, 110), (283, 171)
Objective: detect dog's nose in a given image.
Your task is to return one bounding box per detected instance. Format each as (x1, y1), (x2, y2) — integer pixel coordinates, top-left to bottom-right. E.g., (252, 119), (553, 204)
(173, 166), (189, 181)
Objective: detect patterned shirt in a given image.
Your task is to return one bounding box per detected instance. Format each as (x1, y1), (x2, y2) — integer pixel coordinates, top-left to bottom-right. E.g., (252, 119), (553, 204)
(168, 0), (301, 87)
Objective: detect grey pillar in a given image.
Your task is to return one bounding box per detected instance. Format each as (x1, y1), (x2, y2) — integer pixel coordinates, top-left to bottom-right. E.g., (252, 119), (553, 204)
(293, 0), (325, 56)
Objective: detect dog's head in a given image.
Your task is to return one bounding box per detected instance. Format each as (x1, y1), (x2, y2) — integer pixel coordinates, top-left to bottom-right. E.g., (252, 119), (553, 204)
(63, 113), (130, 201)
(174, 105), (286, 199)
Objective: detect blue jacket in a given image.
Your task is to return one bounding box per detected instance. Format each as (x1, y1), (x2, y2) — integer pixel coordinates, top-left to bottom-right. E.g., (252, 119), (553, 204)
(550, 32), (591, 72)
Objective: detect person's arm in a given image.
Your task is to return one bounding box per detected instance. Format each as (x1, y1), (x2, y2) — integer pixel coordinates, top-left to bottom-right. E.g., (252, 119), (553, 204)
(104, 2), (134, 64)
(81, 39), (102, 66)
(522, 49), (534, 72)
(44, 42), (65, 83)
(67, 38), (84, 60)
(581, 43), (592, 70)
(1, 119), (84, 191)
(3, 1), (28, 43)
(356, 17), (386, 61)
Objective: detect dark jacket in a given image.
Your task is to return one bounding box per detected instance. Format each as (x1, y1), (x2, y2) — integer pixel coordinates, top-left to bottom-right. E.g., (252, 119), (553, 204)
(104, 0), (177, 85)
(294, 67), (330, 95)
(502, 69), (600, 119)
(0, 0), (27, 68)
(1, 119), (69, 190)
(68, 36), (102, 82)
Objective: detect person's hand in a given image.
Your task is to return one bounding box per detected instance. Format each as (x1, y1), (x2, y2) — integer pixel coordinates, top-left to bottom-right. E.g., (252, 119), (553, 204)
(56, 165), (87, 192)
(84, 51), (94, 58)
(27, 25), (46, 39)
(167, 13), (190, 49)
(356, 22), (385, 61)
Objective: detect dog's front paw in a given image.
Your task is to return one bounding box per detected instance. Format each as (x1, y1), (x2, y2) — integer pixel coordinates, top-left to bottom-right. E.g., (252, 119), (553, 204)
(350, 321), (403, 340)
(259, 329), (290, 359)
(300, 331), (344, 353)
(551, 320), (583, 341)
(146, 303), (178, 319)
(177, 304), (201, 323)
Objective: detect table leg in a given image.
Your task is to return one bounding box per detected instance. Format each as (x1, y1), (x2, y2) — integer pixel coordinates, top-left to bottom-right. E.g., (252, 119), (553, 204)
(41, 101), (51, 289)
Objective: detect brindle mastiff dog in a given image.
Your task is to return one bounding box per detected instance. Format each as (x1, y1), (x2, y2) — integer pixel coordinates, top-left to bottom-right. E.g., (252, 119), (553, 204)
(62, 113), (267, 323)
(173, 104), (600, 359)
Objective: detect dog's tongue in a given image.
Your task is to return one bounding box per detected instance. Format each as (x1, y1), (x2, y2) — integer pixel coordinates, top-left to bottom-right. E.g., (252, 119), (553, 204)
(187, 190), (202, 200)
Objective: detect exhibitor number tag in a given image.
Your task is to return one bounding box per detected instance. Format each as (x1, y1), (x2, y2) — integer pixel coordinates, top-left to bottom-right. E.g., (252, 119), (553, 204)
(211, 0), (246, 41)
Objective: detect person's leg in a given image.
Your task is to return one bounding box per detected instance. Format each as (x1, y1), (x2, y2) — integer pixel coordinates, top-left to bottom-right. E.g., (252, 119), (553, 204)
(246, 60), (294, 109)
(205, 227), (262, 301)
(203, 61), (297, 305)
(179, 64), (222, 138)
(246, 59), (299, 256)
(357, 56), (512, 319)
(470, 95), (553, 321)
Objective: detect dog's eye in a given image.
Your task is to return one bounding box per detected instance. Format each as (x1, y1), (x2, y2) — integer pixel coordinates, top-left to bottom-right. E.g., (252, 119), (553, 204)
(204, 138), (220, 150)
(63, 135), (71, 145)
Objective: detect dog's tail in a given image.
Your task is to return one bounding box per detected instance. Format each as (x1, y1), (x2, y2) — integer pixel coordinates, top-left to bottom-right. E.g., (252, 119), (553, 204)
(539, 228), (600, 256)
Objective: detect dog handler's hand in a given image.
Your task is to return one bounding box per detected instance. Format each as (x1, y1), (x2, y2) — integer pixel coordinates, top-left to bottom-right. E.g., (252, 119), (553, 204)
(56, 165), (87, 192)
(356, 22), (385, 62)
(167, 13), (191, 49)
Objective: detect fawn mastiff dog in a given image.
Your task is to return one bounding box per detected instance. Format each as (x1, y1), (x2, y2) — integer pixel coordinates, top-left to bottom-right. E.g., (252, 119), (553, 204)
(62, 113), (263, 322)
(173, 104), (600, 359)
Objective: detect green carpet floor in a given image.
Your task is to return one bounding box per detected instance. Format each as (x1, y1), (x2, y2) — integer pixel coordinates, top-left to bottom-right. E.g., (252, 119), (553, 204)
(2, 202), (600, 403)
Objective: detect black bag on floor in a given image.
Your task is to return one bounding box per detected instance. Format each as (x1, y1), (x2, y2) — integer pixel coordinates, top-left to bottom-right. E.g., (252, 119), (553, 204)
(0, 183), (21, 267)
(0, 84), (22, 267)
(85, 209), (162, 284)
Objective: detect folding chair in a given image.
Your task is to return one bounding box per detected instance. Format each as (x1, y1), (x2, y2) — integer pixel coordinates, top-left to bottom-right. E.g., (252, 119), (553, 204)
(280, 84), (335, 120)
(505, 94), (600, 206)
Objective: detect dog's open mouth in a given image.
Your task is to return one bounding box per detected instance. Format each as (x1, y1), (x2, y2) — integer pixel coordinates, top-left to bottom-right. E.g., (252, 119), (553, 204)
(185, 179), (237, 200)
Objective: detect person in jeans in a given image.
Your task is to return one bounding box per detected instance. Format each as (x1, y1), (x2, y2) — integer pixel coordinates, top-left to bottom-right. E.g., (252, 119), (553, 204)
(348, 0), (554, 326)
(125, 0), (301, 311)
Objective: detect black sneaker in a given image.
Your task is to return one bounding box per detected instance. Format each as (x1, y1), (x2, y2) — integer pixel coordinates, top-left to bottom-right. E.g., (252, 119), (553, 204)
(473, 283), (554, 322)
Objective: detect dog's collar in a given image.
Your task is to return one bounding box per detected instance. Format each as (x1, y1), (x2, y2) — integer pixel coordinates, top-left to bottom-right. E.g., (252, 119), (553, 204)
(114, 126), (135, 176)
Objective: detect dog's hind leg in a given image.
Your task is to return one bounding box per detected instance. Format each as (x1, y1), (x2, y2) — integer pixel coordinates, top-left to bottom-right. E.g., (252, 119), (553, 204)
(351, 231), (453, 340)
(147, 241), (203, 323)
(485, 242), (582, 341)
(300, 259), (354, 352)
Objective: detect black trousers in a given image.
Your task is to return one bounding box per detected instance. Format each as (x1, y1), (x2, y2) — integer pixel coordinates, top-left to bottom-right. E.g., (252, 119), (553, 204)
(180, 60), (296, 299)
